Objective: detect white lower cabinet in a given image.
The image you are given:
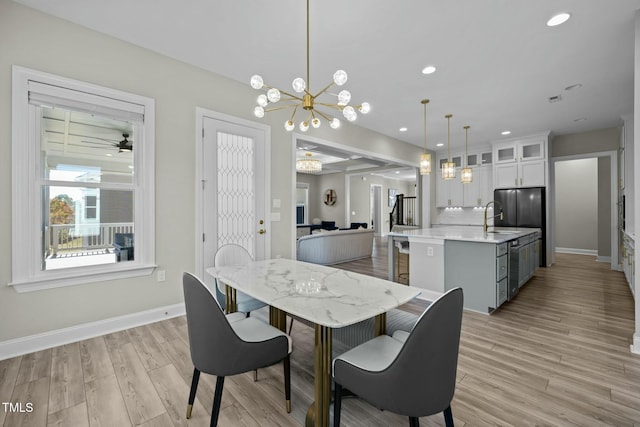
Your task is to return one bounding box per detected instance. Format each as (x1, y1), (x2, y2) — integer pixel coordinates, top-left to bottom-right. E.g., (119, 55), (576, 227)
(436, 174), (463, 207)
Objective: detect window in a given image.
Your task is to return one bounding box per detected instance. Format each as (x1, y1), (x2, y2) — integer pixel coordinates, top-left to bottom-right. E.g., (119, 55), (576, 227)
(11, 66), (155, 292)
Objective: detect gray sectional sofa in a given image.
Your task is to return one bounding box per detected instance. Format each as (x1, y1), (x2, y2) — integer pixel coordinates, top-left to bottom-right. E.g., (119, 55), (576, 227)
(296, 228), (374, 265)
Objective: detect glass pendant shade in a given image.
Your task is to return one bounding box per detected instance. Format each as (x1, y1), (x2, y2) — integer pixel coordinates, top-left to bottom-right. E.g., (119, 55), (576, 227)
(461, 125), (473, 183)
(442, 161), (456, 179)
(419, 99), (431, 175)
(296, 152), (322, 174)
(461, 167), (473, 183)
(419, 153), (431, 175)
(442, 114), (455, 180)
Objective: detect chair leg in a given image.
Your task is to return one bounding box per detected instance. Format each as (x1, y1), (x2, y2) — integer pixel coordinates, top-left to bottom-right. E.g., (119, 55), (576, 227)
(210, 376), (225, 427)
(284, 355), (291, 413)
(333, 382), (343, 427)
(443, 405), (454, 427)
(288, 317), (295, 335)
(254, 369), (258, 382)
(409, 416), (420, 427)
(186, 368), (200, 419)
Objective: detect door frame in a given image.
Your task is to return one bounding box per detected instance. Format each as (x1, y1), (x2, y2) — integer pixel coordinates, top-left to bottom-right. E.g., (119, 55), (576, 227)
(370, 184), (383, 236)
(549, 150), (618, 270)
(195, 107), (271, 279)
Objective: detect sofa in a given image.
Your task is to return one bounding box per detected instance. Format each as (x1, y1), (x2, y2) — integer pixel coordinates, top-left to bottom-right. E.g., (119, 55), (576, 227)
(297, 228), (374, 265)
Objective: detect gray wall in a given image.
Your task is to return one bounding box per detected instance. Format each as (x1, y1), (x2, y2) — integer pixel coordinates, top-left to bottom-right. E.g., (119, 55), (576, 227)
(598, 157), (612, 257)
(0, 1), (422, 342)
(555, 159), (598, 252)
(552, 127), (620, 157)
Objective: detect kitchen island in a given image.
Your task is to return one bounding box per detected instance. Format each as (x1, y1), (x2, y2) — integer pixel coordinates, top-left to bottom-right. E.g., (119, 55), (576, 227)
(389, 226), (541, 313)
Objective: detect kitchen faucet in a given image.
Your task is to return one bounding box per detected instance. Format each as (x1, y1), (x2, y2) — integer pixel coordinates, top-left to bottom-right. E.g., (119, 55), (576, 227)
(483, 200), (504, 232)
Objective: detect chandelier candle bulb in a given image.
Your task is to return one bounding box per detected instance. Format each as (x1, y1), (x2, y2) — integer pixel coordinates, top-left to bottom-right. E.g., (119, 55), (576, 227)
(250, 0), (369, 131)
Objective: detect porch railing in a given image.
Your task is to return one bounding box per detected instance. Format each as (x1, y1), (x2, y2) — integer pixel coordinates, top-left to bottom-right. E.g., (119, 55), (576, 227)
(45, 223), (134, 257)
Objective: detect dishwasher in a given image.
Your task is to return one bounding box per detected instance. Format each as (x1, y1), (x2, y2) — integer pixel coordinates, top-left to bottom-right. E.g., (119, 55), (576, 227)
(508, 237), (528, 300)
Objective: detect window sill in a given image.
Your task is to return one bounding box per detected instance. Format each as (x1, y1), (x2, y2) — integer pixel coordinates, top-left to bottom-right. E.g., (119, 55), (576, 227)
(9, 264), (157, 293)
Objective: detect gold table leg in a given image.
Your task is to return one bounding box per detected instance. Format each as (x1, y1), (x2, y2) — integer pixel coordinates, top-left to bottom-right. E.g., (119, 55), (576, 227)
(225, 285), (237, 314)
(269, 306), (287, 332)
(374, 312), (387, 336)
(305, 324), (332, 427)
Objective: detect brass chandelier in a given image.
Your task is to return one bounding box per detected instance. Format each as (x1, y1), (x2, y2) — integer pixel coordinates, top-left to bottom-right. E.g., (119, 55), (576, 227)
(296, 152), (322, 174)
(419, 99), (431, 175)
(250, 0), (370, 132)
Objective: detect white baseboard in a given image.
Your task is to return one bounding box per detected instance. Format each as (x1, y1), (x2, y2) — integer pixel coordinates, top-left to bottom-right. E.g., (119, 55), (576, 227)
(632, 333), (640, 355)
(555, 247), (598, 256)
(595, 256), (612, 263)
(0, 303), (185, 361)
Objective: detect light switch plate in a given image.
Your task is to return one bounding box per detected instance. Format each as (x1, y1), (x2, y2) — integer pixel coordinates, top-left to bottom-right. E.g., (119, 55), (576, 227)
(271, 212), (281, 221)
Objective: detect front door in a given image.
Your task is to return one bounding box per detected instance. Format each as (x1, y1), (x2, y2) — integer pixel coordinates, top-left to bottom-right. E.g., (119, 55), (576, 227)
(200, 113), (270, 285)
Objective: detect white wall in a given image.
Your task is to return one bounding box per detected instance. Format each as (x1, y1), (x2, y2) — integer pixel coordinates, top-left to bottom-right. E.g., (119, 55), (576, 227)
(555, 159), (598, 253)
(0, 1), (423, 344)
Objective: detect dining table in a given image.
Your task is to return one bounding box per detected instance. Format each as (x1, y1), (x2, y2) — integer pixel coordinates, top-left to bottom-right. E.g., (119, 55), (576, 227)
(206, 258), (422, 427)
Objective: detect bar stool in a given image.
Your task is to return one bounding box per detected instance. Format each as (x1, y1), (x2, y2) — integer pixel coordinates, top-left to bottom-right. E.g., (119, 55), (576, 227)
(395, 240), (410, 283)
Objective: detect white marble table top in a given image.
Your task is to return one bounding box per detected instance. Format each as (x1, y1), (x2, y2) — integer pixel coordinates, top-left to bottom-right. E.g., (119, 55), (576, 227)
(206, 258), (422, 328)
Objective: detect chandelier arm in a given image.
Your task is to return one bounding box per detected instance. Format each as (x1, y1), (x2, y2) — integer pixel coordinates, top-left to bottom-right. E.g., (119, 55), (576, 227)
(314, 109), (333, 122)
(264, 104), (299, 113)
(314, 102), (343, 110)
(277, 89), (304, 100)
(313, 81), (336, 98)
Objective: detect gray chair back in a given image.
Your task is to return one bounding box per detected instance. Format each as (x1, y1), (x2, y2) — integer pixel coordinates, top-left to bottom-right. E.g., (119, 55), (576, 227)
(182, 272), (287, 377)
(338, 287), (463, 417)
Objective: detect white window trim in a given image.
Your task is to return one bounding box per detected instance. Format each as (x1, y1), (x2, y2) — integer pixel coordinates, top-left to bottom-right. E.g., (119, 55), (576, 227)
(11, 66), (156, 292)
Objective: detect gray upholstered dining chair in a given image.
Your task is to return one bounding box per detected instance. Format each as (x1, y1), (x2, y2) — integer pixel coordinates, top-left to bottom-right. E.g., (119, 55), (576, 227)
(182, 272), (292, 426)
(213, 244), (268, 314)
(332, 287), (464, 427)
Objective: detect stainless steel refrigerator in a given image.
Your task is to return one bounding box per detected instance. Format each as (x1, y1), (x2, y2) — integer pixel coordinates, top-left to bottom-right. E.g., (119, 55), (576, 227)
(494, 187), (546, 267)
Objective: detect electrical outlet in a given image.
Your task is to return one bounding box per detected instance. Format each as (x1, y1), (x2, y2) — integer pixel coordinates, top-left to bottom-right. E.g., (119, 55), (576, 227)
(157, 270), (166, 282)
(427, 247), (434, 257)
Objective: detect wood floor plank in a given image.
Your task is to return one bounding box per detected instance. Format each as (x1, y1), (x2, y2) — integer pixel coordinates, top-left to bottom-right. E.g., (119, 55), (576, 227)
(46, 402), (89, 427)
(15, 349), (51, 386)
(147, 364), (210, 427)
(48, 343), (85, 414)
(80, 336), (115, 383)
(108, 343), (165, 425)
(135, 412), (174, 427)
(127, 324), (171, 371)
(85, 374), (132, 427)
(4, 376), (50, 427)
(0, 356), (22, 426)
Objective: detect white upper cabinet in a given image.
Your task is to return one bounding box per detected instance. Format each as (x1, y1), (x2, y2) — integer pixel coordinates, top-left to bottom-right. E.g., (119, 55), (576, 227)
(492, 134), (549, 189)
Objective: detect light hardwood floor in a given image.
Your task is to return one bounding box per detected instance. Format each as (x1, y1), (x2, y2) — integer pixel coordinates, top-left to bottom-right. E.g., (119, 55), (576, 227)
(1, 237), (639, 426)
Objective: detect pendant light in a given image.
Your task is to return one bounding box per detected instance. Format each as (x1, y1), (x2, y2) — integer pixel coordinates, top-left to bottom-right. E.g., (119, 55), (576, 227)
(419, 99), (431, 175)
(441, 114), (456, 179)
(461, 125), (473, 184)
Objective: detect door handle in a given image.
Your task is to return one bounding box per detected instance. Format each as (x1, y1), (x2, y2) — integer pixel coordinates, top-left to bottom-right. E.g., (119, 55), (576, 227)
(258, 229), (266, 235)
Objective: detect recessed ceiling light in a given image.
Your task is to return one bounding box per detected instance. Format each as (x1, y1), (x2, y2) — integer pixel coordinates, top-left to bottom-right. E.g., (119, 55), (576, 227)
(565, 83), (582, 91)
(106, 153), (113, 157)
(547, 12), (571, 27)
(436, 143), (444, 147)
(399, 127), (408, 132)
(501, 131), (511, 135)
(395, 171), (400, 174)
(422, 65), (437, 75)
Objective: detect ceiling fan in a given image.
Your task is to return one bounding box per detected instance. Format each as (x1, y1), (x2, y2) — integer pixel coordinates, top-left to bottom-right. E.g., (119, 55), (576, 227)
(114, 133), (133, 152)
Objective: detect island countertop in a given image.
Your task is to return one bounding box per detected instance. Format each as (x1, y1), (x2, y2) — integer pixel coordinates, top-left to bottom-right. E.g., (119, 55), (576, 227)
(388, 225), (540, 244)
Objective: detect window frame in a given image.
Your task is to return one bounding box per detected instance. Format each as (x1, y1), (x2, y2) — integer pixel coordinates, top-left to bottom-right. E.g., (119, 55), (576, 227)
(11, 66), (156, 292)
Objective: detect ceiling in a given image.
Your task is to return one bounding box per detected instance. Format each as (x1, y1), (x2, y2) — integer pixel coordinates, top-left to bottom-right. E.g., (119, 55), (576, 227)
(15, 0), (640, 155)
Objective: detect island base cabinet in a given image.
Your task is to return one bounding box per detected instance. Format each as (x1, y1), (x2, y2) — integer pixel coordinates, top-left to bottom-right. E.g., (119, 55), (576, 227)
(409, 239), (445, 294)
(444, 240), (506, 313)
